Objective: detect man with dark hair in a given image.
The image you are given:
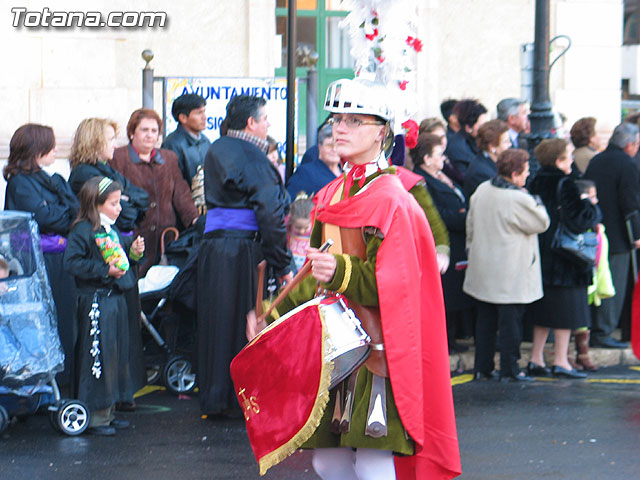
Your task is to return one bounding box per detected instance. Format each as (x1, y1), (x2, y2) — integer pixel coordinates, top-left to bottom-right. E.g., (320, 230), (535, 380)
(444, 99), (488, 177)
(162, 93), (210, 186)
(496, 98), (530, 150)
(197, 94), (292, 416)
(440, 98), (460, 143)
(585, 122), (640, 349)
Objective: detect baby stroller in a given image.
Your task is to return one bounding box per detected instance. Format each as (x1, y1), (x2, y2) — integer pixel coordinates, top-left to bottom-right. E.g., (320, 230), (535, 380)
(0, 211), (89, 436)
(138, 226), (199, 395)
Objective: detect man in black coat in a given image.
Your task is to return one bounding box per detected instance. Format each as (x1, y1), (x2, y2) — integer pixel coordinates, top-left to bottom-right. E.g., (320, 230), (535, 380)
(196, 95), (292, 416)
(444, 99), (488, 178)
(584, 122), (640, 348)
(162, 93), (211, 187)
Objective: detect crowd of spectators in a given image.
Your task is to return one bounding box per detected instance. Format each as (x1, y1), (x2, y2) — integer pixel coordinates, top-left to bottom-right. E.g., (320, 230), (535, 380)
(4, 91), (640, 420)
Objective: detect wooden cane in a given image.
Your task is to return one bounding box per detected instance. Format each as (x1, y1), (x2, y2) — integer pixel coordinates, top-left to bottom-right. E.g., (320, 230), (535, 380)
(262, 239), (334, 320)
(159, 227), (179, 265)
(255, 260), (267, 318)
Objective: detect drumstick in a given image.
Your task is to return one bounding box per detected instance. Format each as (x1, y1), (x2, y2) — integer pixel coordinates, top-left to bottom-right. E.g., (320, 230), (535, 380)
(255, 260), (267, 318)
(262, 239), (334, 320)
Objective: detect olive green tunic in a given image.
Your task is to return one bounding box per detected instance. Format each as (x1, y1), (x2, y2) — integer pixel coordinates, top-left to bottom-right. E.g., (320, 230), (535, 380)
(267, 168), (422, 455)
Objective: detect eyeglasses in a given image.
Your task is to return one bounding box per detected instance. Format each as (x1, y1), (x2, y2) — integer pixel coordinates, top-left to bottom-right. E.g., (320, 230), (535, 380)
(327, 116), (385, 129)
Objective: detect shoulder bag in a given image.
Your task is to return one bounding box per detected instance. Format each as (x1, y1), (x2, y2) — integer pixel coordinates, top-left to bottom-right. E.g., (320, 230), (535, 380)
(550, 177), (597, 268)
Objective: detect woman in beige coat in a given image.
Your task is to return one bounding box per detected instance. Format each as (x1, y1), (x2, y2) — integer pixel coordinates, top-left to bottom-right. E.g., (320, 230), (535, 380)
(464, 149), (550, 381)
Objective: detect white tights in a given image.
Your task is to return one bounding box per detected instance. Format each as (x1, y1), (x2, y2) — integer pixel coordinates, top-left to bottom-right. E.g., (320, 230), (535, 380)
(311, 447), (396, 480)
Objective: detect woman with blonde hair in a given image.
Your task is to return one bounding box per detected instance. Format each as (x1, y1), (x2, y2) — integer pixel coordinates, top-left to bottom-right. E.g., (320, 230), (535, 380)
(68, 118), (149, 233)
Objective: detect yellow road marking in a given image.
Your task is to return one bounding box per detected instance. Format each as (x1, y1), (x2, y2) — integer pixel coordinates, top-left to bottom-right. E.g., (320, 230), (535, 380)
(587, 379), (640, 384)
(451, 374), (474, 385)
(134, 385), (166, 398)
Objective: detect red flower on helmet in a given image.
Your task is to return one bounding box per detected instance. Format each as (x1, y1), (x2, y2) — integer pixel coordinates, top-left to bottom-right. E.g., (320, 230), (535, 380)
(406, 36), (423, 53)
(402, 119), (419, 149)
(365, 28), (379, 41)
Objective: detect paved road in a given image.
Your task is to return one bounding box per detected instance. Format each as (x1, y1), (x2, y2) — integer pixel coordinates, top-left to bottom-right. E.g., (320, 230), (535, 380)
(2, 366), (639, 479)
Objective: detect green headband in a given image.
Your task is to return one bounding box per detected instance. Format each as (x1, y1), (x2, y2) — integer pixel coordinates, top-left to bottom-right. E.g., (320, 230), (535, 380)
(98, 177), (113, 195)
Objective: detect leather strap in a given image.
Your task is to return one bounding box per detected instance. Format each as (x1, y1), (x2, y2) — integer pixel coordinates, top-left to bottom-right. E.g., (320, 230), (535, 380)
(324, 183), (344, 255)
(255, 260), (266, 318)
(321, 182), (389, 378)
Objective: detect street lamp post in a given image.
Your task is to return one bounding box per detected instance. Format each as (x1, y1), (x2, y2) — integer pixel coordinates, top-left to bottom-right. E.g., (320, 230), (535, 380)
(285, 0), (297, 183)
(528, 0), (555, 160)
(142, 49), (154, 109)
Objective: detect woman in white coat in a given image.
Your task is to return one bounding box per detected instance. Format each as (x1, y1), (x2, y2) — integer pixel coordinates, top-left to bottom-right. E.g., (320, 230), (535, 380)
(463, 149), (550, 381)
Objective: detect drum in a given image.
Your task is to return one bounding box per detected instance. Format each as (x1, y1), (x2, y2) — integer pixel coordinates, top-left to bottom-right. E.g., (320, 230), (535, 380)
(265, 295), (370, 388)
(318, 296), (370, 388)
(230, 295), (370, 475)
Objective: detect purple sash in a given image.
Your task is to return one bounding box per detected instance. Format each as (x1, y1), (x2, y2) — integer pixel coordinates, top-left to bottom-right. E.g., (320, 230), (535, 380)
(40, 233), (67, 253)
(205, 208), (258, 233)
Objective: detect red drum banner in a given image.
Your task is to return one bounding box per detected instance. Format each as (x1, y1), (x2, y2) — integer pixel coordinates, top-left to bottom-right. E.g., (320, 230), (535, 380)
(230, 299), (332, 475)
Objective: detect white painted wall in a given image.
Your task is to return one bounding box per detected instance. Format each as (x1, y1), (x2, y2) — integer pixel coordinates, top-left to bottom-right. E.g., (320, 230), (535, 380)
(0, 0), (276, 208)
(0, 0), (624, 209)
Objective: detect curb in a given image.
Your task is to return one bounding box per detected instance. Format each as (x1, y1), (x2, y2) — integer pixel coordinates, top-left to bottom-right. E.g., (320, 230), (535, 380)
(450, 340), (640, 372)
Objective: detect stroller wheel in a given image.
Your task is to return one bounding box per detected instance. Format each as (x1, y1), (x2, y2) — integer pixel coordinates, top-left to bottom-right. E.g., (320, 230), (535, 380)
(53, 400), (90, 436)
(0, 405), (8, 434)
(163, 357), (197, 395)
(147, 364), (162, 385)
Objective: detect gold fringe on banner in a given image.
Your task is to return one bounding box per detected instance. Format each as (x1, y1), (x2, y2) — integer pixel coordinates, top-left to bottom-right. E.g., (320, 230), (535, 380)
(257, 308), (334, 476)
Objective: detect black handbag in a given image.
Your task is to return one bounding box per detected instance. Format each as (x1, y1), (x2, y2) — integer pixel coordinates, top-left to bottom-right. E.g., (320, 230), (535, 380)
(550, 178), (597, 268)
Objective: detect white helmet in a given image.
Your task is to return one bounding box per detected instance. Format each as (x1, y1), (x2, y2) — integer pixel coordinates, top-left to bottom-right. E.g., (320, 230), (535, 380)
(324, 78), (394, 123)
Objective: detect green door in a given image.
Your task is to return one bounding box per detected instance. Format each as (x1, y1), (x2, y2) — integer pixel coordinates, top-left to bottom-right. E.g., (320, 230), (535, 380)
(275, 0), (355, 133)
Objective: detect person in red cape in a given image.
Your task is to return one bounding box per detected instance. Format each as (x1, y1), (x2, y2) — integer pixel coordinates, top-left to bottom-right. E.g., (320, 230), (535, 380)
(247, 78), (460, 479)
(632, 274), (640, 358)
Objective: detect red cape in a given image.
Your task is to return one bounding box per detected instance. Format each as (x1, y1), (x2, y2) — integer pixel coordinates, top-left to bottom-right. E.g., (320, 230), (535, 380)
(631, 272), (640, 359)
(314, 173), (461, 479)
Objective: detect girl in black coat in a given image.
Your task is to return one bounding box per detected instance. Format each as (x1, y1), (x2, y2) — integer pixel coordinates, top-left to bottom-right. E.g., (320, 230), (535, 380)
(67, 119), (149, 410)
(527, 139), (601, 379)
(63, 177), (145, 435)
(4, 124), (79, 390)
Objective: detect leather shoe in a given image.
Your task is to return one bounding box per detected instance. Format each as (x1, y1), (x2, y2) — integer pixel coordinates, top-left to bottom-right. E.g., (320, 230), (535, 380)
(527, 362), (551, 377)
(88, 426), (116, 436)
(110, 419), (130, 429)
(473, 370), (498, 381)
(115, 401), (136, 412)
(449, 342), (469, 353)
(551, 365), (587, 379)
(499, 371), (534, 383)
(590, 337), (628, 349)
